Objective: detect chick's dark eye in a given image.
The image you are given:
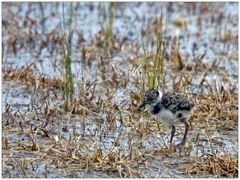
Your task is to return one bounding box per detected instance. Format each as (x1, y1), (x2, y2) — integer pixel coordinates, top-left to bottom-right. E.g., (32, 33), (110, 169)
(149, 97), (154, 101)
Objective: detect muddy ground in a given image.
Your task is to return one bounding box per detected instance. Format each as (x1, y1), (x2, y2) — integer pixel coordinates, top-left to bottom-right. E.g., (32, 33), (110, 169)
(2, 2), (238, 178)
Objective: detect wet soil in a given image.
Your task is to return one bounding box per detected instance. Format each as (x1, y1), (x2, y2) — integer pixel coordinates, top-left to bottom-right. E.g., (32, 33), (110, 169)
(2, 2), (238, 178)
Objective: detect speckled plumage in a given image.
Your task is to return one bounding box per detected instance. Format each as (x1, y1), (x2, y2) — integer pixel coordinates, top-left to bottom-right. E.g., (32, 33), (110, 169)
(139, 89), (194, 147)
(158, 92), (194, 113)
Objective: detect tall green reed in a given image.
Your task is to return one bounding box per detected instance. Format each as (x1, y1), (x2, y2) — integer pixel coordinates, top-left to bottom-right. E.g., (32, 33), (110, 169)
(61, 3), (74, 112)
(106, 3), (114, 47)
(101, 2), (114, 48)
(141, 13), (166, 92)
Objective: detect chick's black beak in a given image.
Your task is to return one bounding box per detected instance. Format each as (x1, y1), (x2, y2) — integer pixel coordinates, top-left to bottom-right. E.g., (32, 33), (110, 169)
(138, 102), (146, 109)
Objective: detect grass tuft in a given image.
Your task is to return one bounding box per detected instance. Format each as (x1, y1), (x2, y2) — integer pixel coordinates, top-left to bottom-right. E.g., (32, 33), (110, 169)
(141, 13), (166, 92)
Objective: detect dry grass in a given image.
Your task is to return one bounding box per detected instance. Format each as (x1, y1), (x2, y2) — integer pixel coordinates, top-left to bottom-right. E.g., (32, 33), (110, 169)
(2, 2), (238, 178)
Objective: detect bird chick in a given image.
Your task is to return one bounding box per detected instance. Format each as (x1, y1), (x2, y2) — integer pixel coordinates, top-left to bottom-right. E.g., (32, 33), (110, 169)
(139, 88), (194, 147)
